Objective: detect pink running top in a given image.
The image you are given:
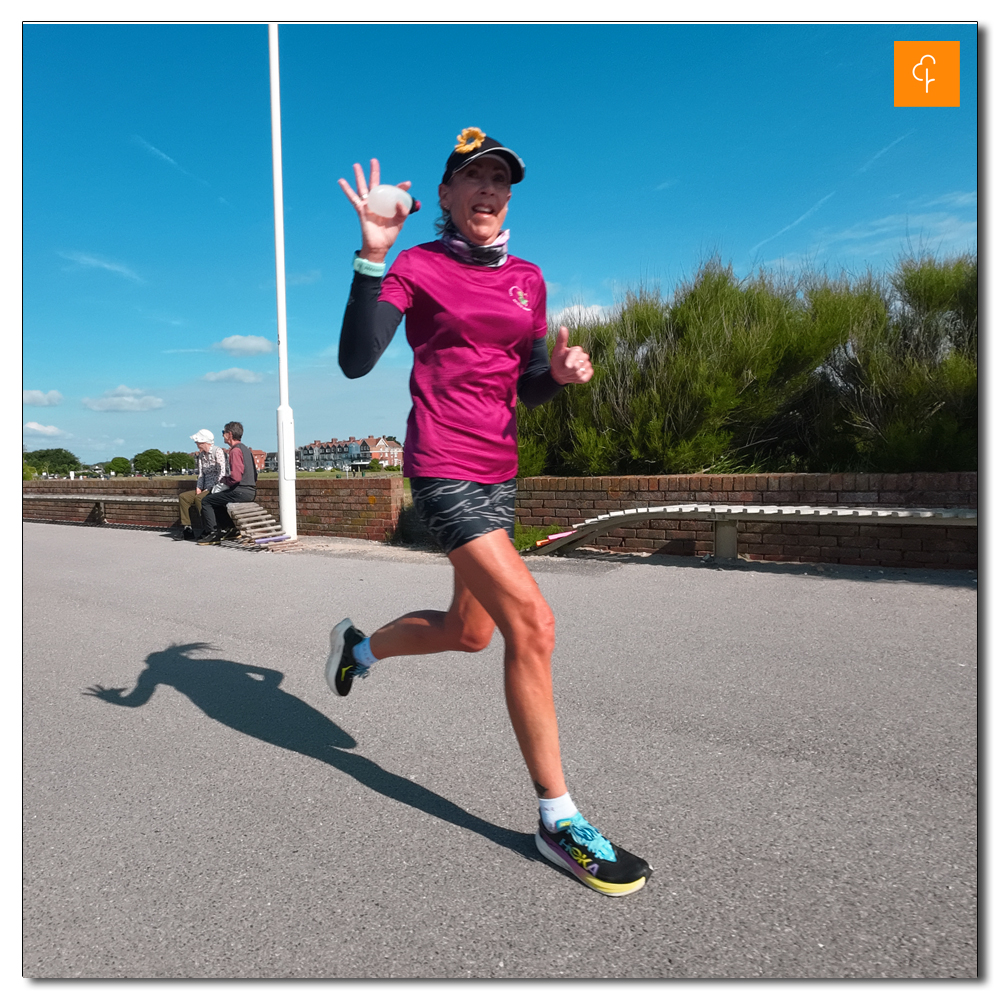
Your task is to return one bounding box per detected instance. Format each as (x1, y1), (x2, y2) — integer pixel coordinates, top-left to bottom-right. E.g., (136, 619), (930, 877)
(378, 241), (548, 483)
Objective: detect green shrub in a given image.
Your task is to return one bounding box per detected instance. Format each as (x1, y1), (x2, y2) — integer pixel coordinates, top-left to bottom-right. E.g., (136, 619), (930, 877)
(513, 521), (563, 551)
(518, 253), (977, 475)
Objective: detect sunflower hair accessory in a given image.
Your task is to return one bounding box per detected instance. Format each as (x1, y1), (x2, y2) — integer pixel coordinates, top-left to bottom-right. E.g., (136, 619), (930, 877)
(441, 131), (526, 186)
(455, 127), (486, 153)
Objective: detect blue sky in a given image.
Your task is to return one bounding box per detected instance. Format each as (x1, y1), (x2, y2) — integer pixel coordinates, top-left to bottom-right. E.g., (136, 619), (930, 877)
(22, 20), (978, 464)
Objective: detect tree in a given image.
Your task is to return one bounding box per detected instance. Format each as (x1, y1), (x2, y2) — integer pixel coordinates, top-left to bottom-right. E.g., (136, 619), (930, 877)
(132, 449), (168, 475)
(166, 451), (194, 473)
(367, 458), (382, 470)
(23, 462), (38, 481)
(108, 457), (132, 476)
(23, 448), (81, 475)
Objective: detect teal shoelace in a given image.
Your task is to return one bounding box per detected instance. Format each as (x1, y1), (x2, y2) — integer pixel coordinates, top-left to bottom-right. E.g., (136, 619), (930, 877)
(555, 812), (617, 862)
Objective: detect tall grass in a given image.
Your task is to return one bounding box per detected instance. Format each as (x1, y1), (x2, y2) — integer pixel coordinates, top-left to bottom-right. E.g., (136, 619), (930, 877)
(518, 253), (977, 475)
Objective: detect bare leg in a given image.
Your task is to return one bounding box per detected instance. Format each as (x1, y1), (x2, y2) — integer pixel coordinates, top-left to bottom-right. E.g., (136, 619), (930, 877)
(345, 529), (650, 893)
(368, 568), (496, 659)
(447, 530), (567, 799)
(366, 528), (567, 799)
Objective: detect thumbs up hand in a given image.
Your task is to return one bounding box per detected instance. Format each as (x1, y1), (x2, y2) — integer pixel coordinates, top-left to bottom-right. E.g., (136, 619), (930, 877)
(549, 326), (594, 385)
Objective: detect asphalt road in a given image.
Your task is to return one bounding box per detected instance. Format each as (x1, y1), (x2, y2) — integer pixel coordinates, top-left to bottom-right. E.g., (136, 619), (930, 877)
(22, 522), (978, 979)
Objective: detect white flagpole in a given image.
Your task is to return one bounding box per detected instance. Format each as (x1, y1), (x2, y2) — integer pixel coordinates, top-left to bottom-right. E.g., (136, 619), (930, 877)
(268, 23), (297, 539)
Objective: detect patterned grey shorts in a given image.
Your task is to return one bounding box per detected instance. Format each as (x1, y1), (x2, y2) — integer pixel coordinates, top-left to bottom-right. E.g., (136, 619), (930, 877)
(409, 477), (516, 554)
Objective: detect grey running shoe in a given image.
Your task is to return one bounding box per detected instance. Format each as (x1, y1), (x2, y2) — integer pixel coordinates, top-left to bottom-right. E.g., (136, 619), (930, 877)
(326, 618), (369, 696)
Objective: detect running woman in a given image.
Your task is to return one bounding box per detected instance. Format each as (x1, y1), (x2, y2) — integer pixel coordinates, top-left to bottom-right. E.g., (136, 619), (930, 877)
(331, 128), (651, 896)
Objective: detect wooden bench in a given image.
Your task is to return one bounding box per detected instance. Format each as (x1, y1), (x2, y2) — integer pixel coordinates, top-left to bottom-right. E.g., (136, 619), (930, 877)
(22, 493), (180, 525)
(221, 502), (301, 553)
(526, 503), (978, 558)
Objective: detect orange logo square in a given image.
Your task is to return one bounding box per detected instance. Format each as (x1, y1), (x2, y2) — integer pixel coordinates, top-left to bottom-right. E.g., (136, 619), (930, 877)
(894, 41), (960, 107)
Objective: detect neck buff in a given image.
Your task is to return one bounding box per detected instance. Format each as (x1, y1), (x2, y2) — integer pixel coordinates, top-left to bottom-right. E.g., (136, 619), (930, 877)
(438, 214), (509, 268)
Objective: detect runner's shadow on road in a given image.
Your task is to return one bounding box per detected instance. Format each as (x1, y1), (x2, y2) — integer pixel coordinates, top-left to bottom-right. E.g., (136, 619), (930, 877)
(84, 642), (537, 862)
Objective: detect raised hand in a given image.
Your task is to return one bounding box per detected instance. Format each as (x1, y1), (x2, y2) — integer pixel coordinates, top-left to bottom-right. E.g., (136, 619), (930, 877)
(549, 326), (594, 385)
(83, 684), (128, 703)
(337, 158), (413, 264)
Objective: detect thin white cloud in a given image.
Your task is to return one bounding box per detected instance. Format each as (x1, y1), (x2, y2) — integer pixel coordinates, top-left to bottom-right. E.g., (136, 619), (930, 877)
(133, 135), (179, 168)
(921, 191), (977, 209)
(23, 390), (63, 406)
(655, 179), (678, 191)
(768, 211), (977, 271)
(548, 304), (610, 327)
(24, 422), (69, 438)
(203, 368), (263, 383)
(82, 385), (165, 411)
(133, 134), (213, 190)
(59, 251), (143, 283)
(288, 269), (322, 286)
(855, 132), (915, 175)
(214, 335), (275, 357)
(161, 422), (177, 428)
(822, 212), (976, 252)
(136, 307), (185, 327)
(750, 192), (837, 255)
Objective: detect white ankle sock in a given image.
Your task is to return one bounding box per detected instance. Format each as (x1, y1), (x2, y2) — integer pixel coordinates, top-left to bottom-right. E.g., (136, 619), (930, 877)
(539, 792), (577, 831)
(353, 636), (379, 670)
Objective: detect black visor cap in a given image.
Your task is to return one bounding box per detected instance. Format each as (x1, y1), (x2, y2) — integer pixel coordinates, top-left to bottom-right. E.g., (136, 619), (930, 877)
(442, 135), (525, 186)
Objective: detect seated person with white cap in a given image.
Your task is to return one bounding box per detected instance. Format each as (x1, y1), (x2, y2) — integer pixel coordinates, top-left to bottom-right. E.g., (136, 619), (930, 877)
(177, 428), (227, 540)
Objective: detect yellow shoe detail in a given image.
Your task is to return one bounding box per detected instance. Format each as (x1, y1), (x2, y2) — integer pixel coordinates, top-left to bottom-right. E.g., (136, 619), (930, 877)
(578, 872), (647, 896)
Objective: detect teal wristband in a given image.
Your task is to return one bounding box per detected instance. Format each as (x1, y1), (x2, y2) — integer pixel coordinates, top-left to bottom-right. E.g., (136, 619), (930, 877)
(353, 254), (386, 278)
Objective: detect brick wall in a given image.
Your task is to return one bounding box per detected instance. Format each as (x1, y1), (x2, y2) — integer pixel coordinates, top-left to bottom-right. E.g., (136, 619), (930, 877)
(24, 473), (978, 568)
(22, 477), (406, 544)
(255, 478), (404, 542)
(22, 480), (186, 529)
(515, 473), (978, 570)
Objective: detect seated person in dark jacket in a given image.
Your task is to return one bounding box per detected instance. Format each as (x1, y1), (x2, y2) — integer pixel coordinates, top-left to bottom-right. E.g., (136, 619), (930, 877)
(198, 421), (258, 545)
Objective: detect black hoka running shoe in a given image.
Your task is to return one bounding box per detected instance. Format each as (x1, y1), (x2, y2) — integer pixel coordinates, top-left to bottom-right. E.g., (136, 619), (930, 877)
(326, 618), (369, 696)
(535, 812), (651, 896)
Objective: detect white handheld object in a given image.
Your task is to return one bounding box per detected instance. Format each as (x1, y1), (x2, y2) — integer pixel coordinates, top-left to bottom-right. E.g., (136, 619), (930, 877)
(366, 184), (413, 218)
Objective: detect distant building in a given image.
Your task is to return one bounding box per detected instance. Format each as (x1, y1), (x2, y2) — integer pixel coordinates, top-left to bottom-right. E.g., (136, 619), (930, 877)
(363, 436), (403, 468)
(294, 434), (404, 472)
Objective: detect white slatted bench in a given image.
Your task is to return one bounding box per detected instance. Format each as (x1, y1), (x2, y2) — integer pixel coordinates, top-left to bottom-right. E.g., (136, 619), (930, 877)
(221, 501), (301, 553)
(527, 504), (978, 558)
(23, 493), (180, 525)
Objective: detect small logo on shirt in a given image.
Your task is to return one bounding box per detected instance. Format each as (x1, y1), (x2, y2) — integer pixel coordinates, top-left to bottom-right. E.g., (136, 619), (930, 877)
(509, 286), (531, 311)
